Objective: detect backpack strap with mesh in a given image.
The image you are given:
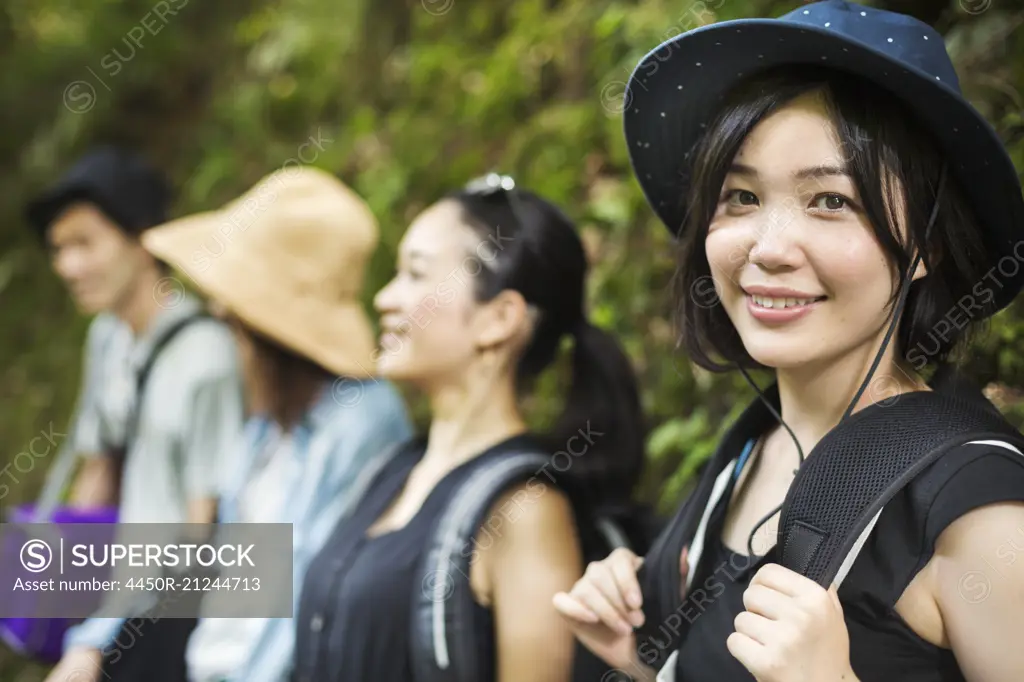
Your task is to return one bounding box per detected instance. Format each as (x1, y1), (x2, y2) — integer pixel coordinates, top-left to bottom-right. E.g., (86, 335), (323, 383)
(777, 390), (1024, 588)
(639, 383), (1024, 679)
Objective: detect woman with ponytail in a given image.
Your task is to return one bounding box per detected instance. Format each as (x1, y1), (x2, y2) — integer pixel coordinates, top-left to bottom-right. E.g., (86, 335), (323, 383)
(291, 173), (648, 681)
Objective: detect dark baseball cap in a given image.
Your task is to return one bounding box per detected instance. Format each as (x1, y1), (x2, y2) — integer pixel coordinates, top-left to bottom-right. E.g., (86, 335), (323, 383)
(25, 145), (171, 239)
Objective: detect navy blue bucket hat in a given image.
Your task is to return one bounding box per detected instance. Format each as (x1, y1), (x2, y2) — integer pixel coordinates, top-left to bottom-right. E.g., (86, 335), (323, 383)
(624, 0), (1024, 314)
(26, 145), (170, 239)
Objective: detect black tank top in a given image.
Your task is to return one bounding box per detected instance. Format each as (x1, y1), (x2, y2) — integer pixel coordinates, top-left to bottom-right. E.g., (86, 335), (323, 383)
(291, 433), (540, 682)
(672, 438), (1024, 682)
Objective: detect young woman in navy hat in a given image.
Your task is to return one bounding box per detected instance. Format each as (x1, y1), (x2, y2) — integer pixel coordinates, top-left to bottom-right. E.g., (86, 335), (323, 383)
(554, 2), (1024, 681)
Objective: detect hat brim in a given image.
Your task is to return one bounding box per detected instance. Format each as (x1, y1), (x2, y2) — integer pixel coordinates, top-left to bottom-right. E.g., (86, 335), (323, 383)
(142, 212), (378, 379)
(624, 19), (1024, 313)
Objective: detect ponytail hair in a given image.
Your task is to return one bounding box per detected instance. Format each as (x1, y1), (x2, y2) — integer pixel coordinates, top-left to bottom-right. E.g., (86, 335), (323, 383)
(447, 179), (648, 507)
(549, 319), (647, 507)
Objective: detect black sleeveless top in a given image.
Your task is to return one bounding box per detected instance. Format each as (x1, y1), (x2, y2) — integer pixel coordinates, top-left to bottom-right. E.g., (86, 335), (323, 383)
(671, 437), (1024, 681)
(291, 433), (540, 682)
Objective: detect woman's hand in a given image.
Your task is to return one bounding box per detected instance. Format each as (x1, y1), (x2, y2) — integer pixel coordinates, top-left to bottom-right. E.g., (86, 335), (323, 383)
(553, 545), (690, 679)
(727, 564), (859, 682)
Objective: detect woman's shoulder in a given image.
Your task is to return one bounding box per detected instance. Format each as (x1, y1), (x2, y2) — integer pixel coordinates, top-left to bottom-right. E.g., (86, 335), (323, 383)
(905, 439), (1024, 546)
(847, 438), (1024, 604)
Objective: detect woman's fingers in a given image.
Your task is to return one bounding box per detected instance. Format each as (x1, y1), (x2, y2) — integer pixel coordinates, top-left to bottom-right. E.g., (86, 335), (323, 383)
(742, 583), (793, 621)
(679, 545), (690, 600)
(553, 591), (599, 624)
(733, 609), (775, 645)
(609, 549), (645, 611)
(585, 559), (637, 621)
(573, 571), (636, 635)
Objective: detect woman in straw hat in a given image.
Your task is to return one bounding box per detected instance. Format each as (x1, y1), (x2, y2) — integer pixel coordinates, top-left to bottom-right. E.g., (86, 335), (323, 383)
(290, 174), (651, 681)
(136, 167), (413, 682)
(554, 1), (1024, 681)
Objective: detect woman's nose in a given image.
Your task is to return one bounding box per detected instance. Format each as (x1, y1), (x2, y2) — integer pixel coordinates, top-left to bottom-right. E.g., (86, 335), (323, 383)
(748, 201), (802, 268)
(373, 279), (396, 313)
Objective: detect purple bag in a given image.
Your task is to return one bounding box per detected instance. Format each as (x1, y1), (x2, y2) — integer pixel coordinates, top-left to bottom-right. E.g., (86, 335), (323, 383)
(0, 503), (118, 663)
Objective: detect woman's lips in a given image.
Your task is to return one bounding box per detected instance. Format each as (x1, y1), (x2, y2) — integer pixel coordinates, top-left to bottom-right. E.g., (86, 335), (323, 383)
(746, 294), (826, 323)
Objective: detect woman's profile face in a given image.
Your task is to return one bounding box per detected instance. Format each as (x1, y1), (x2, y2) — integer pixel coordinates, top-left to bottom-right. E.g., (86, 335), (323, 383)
(705, 92), (900, 372)
(373, 199), (502, 388)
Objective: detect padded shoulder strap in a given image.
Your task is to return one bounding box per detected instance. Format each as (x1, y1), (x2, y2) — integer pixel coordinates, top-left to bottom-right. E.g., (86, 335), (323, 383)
(633, 387), (781, 671)
(779, 390), (1024, 588)
(410, 451), (551, 682)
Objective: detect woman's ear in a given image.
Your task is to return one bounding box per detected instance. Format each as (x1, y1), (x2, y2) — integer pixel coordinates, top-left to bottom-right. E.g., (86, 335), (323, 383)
(911, 256), (929, 282)
(474, 289), (531, 350)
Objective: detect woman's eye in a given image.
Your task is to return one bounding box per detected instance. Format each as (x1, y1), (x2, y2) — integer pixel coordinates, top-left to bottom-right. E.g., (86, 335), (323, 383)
(725, 189), (759, 207)
(813, 193), (848, 211)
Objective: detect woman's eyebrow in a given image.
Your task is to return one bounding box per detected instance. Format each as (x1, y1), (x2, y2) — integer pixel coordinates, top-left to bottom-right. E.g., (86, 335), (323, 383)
(403, 248), (432, 262)
(725, 163), (852, 182)
(793, 164), (850, 181)
(727, 163), (759, 178)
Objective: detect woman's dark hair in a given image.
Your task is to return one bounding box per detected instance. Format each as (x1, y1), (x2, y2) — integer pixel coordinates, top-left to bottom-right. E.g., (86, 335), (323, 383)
(676, 65), (991, 374)
(446, 185), (647, 507)
(229, 317), (333, 430)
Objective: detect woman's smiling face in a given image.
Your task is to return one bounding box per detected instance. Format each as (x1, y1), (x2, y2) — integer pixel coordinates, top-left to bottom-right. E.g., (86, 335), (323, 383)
(705, 91), (902, 372)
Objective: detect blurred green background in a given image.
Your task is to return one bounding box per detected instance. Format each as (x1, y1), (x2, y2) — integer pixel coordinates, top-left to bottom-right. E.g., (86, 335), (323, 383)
(1, 0), (1022, 677)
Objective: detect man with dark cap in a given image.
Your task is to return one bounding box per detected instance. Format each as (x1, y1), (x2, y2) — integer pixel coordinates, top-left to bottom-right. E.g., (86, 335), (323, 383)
(27, 146), (245, 682)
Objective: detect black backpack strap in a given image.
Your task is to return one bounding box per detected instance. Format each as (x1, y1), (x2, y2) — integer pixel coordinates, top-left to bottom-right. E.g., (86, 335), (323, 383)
(778, 389), (1024, 588)
(104, 312), (213, 503)
(410, 451), (551, 682)
(633, 386), (781, 671)
(124, 312), (213, 452)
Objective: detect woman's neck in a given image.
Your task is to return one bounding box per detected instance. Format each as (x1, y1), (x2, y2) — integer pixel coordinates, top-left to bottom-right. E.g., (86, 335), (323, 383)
(246, 366), (326, 431)
(774, 341), (927, 453)
(423, 369), (527, 470)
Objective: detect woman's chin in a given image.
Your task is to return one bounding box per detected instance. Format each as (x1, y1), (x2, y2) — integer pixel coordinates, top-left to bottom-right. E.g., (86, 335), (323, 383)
(745, 347), (811, 371)
(375, 356), (421, 383)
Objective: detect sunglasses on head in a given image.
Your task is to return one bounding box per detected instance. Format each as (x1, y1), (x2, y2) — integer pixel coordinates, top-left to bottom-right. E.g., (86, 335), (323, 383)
(464, 172), (516, 195)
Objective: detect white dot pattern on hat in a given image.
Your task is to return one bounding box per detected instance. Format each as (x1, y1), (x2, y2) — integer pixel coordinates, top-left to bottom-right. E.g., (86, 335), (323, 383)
(660, 112), (666, 117)
(825, 22), (831, 27)
(924, 35), (929, 40)
(677, 85), (683, 90)
(696, 62), (702, 66)
(803, 9), (810, 14)
(887, 37), (893, 43)
(860, 11), (867, 16)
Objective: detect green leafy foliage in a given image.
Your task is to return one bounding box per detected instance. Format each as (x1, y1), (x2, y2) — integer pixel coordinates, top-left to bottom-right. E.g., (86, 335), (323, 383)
(1, 0), (1022, 676)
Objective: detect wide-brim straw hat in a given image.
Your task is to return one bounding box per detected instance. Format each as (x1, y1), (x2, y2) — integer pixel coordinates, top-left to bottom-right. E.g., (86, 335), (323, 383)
(142, 166), (379, 378)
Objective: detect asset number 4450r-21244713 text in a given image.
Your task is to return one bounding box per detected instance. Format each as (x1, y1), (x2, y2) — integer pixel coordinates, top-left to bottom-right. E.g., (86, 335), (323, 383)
(122, 576), (262, 591)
